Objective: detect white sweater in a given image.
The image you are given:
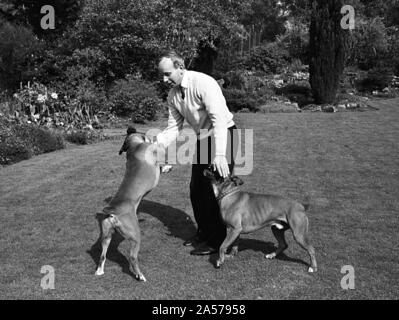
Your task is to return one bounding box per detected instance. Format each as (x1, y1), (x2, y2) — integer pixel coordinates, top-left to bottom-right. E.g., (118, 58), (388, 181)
(156, 70), (235, 156)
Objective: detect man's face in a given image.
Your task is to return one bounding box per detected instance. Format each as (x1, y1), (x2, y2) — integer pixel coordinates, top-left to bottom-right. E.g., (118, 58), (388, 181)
(158, 57), (184, 87)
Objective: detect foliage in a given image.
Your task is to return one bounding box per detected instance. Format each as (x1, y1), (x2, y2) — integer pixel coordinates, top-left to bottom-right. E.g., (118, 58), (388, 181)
(0, 22), (42, 91)
(355, 67), (395, 92)
(236, 42), (290, 74)
(64, 129), (105, 145)
(0, 116), (64, 165)
(347, 17), (390, 70)
(108, 77), (165, 123)
(11, 81), (98, 131)
(277, 18), (310, 64)
(223, 87), (273, 112)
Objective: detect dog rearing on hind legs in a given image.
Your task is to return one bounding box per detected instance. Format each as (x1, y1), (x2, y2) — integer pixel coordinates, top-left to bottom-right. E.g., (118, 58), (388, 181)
(95, 127), (170, 281)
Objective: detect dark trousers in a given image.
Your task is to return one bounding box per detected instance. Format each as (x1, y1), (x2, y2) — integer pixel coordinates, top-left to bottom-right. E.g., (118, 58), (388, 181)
(189, 125), (238, 248)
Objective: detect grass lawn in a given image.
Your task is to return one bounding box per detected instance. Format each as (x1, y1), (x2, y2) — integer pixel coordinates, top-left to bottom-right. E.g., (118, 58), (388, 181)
(1, 99), (398, 299)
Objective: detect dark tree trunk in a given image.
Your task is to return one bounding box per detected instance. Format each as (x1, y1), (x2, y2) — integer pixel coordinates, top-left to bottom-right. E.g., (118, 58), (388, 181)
(309, 0), (348, 104)
(192, 39), (220, 76)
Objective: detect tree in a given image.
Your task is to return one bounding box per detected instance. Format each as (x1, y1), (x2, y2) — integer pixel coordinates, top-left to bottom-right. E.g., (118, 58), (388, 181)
(309, 0), (348, 104)
(64, 0), (246, 79)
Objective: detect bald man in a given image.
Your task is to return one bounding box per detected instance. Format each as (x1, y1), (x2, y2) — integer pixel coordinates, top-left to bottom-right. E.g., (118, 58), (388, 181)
(155, 51), (239, 255)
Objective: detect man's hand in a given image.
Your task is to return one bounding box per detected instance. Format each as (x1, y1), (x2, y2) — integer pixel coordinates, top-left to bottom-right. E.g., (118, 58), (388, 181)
(212, 155), (230, 178)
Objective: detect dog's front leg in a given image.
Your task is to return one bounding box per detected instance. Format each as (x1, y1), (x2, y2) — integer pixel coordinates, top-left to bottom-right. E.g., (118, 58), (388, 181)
(216, 226), (242, 268)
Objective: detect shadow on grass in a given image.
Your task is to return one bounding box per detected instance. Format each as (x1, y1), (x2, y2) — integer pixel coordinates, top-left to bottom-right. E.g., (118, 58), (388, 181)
(87, 199), (196, 278)
(207, 238), (309, 269)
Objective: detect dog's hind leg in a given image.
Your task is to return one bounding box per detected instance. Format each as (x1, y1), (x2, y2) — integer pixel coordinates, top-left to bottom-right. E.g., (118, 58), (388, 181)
(127, 237), (146, 282)
(117, 215), (146, 282)
(289, 211), (317, 273)
(266, 225), (288, 259)
(95, 217), (115, 276)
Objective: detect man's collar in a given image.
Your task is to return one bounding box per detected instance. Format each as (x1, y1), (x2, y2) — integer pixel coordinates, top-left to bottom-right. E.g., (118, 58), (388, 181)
(180, 70), (189, 88)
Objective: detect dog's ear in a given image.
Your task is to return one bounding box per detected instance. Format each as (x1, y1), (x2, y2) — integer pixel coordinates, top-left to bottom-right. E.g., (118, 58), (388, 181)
(126, 126), (137, 136)
(119, 136), (129, 155)
(232, 176), (244, 186)
(203, 169), (214, 178)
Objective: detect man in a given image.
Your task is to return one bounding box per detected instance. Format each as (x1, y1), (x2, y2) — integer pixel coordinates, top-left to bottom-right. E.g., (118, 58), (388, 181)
(155, 51), (238, 255)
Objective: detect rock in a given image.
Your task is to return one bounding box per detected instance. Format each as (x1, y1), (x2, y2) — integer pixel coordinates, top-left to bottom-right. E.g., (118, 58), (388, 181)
(257, 102), (299, 113)
(301, 104), (322, 112)
(383, 87), (390, 93)
(347, 102), (358, 109)
(238, 108), (251, 113)
(372, 91), (379, 95)
(321, 105), (337, 113)
(336, 104), (346, 112)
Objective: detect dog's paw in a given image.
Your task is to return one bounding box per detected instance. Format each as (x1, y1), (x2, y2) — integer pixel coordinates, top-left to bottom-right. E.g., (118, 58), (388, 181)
(308, 267), (317, 273)
(160, 164), (173, 174)
(215, 260), (222, 269)
(265, 252), (277, 259)
(95, 269), (104, 276)
(136, 273), (147, 282)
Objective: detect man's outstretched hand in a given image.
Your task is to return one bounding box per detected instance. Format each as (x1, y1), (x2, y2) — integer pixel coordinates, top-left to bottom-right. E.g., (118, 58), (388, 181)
(212, 155), (230, 178)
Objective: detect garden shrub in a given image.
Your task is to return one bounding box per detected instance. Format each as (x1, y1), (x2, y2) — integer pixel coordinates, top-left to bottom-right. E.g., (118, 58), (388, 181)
(355, 67), (394, 92)
(0, 22), (42, 91)
(276, 19), (309, 64)
(236, 42), (290, 74)
(108, 77), (165, 123)
(0, 117), (64, 165)
(64, 129), (105, 145)
(223, 88), (273, 112)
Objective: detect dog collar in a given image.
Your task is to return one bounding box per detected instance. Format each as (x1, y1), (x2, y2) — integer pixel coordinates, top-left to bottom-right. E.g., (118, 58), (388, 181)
(216, 187), (240, 203)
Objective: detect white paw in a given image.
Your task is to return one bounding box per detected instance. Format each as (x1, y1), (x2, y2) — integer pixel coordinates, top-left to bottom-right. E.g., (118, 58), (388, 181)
(308, 267), (316, 273)
(265, 253), (277, 259)
(216, 260), (222, 268)
(161, 165), (173, 173)
(136, 274), (147, 282)
(95, 269), (104, 276)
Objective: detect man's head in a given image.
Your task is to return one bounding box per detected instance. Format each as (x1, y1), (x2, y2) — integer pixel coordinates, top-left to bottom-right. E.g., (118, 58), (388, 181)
(158, 51), (185, 86)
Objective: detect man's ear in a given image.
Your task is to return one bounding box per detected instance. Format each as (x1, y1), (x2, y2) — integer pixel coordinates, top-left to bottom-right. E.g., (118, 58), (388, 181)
(232, 176), (244, 186)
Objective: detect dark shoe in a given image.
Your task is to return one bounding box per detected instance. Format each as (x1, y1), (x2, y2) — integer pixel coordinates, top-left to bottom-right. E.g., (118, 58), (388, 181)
(183, 235), (202, 247)
(190, 244), (217, 256)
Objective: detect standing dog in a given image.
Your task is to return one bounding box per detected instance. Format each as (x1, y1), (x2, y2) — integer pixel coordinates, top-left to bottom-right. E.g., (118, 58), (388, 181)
(203, 169), (317, 273)
(95, 127), (169, 281)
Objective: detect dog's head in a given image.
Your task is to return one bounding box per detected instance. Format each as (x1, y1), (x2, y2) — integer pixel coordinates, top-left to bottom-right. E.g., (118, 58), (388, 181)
(119, 126), (152, 155)
(203, 168), (243, 197)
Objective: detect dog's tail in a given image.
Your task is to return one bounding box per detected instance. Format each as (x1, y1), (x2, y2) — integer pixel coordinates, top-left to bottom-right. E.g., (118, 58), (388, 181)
(302, 195), (311, 212)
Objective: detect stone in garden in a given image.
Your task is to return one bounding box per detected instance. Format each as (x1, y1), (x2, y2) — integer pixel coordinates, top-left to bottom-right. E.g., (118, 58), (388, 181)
(337, 104), (346, 111)
(257, 102), (299, 113)
(301, 104), (321, 112)
(321, 105), (336, 113)
(347, 103), (358, 109)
